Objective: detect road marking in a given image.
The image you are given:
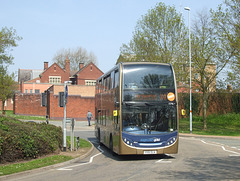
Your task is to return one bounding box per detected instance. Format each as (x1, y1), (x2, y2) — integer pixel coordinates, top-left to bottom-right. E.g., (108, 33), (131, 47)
(221, 146), (240, 156)
(181, 137), (240, 156)
(200, 140), (240, 156)
(57, 145), (104, 171)
(155, 159), (172, 163)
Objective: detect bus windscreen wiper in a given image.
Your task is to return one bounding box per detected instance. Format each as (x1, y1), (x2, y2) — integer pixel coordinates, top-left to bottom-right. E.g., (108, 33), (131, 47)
(145, 103), (154, 106)
(125, 102), (133, 106)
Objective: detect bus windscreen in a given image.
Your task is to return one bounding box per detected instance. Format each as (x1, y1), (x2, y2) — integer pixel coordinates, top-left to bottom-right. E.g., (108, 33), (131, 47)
(123, 64), (174, 89)
(122, 64), (177, 135)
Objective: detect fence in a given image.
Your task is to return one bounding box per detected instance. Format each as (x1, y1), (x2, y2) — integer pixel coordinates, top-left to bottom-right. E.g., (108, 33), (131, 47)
(178, 93), (240, 118)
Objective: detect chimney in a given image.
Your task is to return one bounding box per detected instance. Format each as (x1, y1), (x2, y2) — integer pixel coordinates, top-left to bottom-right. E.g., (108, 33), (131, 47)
(79, 62), (84, 70)
(44, 62), (48, 70)
(65, 57), (70, 75)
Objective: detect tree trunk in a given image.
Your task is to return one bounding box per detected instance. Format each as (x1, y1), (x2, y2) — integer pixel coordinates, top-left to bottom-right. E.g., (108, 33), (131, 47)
(2, 100), (5, 115)
(202, 89), (208, 130)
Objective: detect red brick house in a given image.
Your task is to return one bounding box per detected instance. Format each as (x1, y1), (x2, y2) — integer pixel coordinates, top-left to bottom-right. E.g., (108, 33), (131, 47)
(14, 58), (104, 119)
(19, 58), (72, 93)
(71, 62), (103, 85)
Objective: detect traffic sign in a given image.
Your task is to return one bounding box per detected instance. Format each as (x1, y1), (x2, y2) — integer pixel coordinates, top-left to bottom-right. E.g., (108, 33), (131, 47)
(65, 85), (68, 99)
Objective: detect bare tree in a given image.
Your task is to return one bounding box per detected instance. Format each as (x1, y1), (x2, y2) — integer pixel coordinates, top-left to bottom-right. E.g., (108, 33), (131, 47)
(191, 10), (231, 129)
(211, 0), (240, 90)
(52, 47), (97, 71)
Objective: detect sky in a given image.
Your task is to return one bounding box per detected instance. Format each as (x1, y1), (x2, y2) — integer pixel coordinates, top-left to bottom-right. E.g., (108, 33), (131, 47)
(1, 0), (223, 77)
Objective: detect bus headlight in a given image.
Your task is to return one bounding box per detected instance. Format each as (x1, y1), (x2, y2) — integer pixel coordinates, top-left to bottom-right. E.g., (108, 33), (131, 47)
(123, 137), (135, 147)
(166, 136), (177, 146)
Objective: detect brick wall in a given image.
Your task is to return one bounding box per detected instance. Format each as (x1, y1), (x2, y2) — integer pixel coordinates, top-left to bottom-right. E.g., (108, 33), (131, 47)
(14, 85), (96, 120)
(48, 94), (95, 120)
(52, 85), (95, 97)
(13, 93), (46, 116)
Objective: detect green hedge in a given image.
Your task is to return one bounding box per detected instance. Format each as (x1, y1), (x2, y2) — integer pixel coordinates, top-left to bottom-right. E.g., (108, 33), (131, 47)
(0, 116), (63, 163)
(232, 93), (240, 113)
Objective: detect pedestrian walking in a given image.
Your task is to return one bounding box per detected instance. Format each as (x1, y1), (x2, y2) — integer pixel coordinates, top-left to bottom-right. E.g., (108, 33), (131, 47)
(87, 110), (93, 126)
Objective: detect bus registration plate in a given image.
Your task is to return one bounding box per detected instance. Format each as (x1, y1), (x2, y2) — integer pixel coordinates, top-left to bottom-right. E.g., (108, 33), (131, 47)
(144, 150), (157, 154)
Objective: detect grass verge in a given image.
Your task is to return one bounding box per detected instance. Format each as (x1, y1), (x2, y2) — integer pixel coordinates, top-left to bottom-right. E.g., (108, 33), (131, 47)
(0, 155), (72, 176)
(180, 113), (240, 136)
(1, 110), (45, 120)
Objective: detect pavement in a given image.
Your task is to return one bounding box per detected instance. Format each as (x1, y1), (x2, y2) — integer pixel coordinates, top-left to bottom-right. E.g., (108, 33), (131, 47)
(22, 119), (95, 131)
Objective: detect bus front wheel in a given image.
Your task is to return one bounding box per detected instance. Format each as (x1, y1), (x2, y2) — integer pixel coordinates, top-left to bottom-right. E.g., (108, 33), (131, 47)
(109, 135), (114, 155)
(97, 128), (101, 143)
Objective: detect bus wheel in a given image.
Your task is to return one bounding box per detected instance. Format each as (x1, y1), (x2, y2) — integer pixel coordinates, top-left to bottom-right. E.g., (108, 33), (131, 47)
(97, 128), (101, 143)
(109, 135), (114, 155)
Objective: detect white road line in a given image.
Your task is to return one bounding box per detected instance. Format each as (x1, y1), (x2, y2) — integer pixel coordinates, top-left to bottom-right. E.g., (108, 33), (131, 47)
(57, 145), (104, 171)
(155, 159), (172, 163)
(221, 146), (240, 156)
(200, 140), (240, 156)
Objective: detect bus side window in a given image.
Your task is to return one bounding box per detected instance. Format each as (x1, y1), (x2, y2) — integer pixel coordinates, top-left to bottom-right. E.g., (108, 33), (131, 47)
(114, 70), (119, 103)
(111, 71), (115, 90)
(98, 79), (102, 93)
(114, 70), (119, 88)
(107, 75), (111, 90)
(97, 109), (101, 123)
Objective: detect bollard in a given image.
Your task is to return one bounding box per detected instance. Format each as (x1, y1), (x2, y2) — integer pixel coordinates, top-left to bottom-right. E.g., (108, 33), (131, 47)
(76, 136), (80, 150)
(70, 118), (75, 151)
(46, 115), (49, 124)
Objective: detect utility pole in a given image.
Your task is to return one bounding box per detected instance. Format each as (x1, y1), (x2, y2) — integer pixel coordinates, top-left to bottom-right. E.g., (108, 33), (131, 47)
(63, 81), (72, 151)
(184, 7), (192, 134)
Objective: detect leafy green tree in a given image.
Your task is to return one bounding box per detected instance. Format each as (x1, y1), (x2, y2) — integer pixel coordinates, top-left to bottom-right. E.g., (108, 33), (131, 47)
(52, 47), (97, 71)
(0, 66), (17, 114)
(211, 0), (240, 90)
(118, 2), (188, 83)
(0, 27), (22, 66)
(0, 27), (21, 114)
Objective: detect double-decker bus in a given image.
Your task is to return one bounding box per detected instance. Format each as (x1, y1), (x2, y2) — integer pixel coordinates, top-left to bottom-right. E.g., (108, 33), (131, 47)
(95, 62), (178, 155)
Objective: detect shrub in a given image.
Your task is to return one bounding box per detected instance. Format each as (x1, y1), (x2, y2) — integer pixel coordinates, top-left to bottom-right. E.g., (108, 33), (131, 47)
(0, 116), (63, 163)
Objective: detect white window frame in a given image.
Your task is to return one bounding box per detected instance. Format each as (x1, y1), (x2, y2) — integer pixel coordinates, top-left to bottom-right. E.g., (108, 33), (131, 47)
(49, 76), (61, 84)
(85, 80), (96, 86)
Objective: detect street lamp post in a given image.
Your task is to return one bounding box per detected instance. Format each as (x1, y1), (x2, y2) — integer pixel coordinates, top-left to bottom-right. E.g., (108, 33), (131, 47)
(63, 81), (72, 151)
(184, 7), (192, 134)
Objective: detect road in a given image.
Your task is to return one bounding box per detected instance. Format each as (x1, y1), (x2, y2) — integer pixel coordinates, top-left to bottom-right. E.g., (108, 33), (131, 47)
(3, 121), (240, 181)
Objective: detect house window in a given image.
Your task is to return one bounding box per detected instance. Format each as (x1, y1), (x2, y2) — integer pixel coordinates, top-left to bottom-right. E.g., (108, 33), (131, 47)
(49, 76), (61, 84)
(25, 89), (28, 93)
(35, 89), (40, 93)
(85, 80), (96, 86)
(30, 89), (33, 93)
